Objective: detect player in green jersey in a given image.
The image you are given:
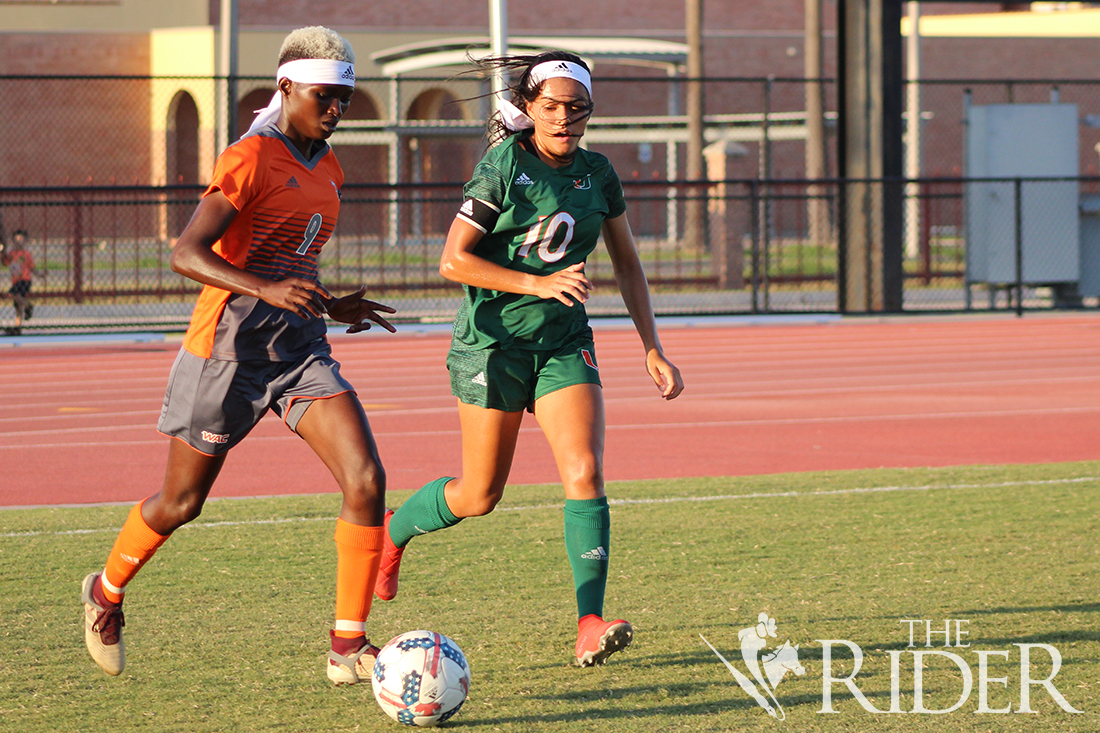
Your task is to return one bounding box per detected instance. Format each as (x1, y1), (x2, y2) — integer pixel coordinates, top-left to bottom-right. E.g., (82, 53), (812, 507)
(376, 50), (684, 667)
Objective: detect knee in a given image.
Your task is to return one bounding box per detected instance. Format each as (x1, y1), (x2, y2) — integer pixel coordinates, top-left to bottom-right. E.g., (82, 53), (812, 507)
(451, 482), (504, 518)
(340, 462), (387, 510)
(562, 459), (604, 496)
(148, 494), (204, 532)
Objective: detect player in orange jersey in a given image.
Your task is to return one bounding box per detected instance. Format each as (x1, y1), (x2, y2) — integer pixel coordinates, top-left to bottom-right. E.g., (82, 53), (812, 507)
(2, 229), (37, 336)
(81, 26), (396, 685)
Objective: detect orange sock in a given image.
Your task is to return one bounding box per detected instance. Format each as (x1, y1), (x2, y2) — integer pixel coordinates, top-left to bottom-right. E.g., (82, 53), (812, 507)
(333, 519), (384, 641)
(101, 500), (170, 604)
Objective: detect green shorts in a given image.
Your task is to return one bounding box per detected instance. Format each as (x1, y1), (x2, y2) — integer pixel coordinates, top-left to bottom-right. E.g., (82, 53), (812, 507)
(448, 330), (602, 413)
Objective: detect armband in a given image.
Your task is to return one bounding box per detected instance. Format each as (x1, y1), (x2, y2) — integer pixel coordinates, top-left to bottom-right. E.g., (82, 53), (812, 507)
(455, 198), (500, 234)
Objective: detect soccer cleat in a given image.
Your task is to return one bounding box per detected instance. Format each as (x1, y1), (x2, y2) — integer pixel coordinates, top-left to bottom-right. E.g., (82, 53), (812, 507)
(373, 510), (405, 601)
(81, 572), (126, 675)
(327, 634), (381, 685)
(575, 616), (633, 667)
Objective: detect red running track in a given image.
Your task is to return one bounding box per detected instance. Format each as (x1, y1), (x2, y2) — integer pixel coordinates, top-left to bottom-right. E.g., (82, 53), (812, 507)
(2, 314), (1099, 507)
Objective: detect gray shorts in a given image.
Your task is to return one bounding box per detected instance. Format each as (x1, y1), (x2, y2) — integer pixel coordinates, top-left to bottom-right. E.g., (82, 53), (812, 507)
(157, 345), (355, 456)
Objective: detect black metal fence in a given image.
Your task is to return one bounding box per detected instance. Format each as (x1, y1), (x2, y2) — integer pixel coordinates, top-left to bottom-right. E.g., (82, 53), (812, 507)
(2, 175), (1096, 334)
(2, 73), (1099, 333)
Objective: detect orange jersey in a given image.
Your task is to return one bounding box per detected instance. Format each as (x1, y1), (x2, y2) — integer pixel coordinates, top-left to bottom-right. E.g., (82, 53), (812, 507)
(7, 249), (34, 284)
(182, 124), (344, 361)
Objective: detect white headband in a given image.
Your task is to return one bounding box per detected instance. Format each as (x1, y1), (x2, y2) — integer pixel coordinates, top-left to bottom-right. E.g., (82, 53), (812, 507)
(498, 60), (593, 132)
(245, 59), (356, 137)
(529, 60), (591, 95)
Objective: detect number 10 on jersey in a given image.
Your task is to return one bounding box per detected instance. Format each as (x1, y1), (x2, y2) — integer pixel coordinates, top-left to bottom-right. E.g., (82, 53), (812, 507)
(517, 212), (575, 263)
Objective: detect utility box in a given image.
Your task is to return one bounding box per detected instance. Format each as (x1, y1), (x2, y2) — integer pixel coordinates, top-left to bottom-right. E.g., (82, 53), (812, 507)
(966, 103), (1079, 285)
(1078, 195), (1100, 297)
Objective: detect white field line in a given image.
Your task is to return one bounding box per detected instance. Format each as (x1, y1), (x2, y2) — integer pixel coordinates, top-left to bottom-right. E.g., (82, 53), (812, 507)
(3, 403), (1100, 448)
(2, 476), (1094, 539)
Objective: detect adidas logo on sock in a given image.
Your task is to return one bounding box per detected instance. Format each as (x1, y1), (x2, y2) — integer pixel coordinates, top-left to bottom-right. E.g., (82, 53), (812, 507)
(471, 371), (488, 386)
(581, 546), (609, 561)
(286, 176), (300, 188)
(515, 173), (534, 186)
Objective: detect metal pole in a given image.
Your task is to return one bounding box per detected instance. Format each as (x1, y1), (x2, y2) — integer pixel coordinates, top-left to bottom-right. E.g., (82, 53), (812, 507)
(489, 0), (509, 115)
(750, 179), (760, 313)
(1015, 177), (1024, 317)
(804, 0), (828, 247)
(905, 1), (921, 260)
(963, 88), (972, 310)
(685, 0), (706, 251)
(218, 0), (239, 152)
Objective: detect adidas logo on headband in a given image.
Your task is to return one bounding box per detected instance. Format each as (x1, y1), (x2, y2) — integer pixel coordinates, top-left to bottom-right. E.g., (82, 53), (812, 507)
(340, 66), (356, 82)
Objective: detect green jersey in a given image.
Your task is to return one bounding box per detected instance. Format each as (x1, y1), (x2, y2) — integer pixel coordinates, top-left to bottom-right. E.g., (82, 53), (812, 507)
(452, 131), (627, 351)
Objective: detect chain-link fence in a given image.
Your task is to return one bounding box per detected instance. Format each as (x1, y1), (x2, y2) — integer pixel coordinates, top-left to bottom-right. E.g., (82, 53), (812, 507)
(3, 175), (1098, 334)
(2, 74), (1099, 334)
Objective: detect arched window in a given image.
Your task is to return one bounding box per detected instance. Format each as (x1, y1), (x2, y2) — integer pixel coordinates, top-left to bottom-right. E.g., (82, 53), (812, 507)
(405, 88), (473, 185)
(166, 91), (200, 238)
(237, 88), (275, 140)
(167, 91), (200, 185)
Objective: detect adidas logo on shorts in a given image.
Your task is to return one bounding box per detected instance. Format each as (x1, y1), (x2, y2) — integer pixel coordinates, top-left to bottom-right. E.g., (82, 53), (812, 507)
(471, 371), (488, 386)
(581, 546), (609, 561)
(515, 173), (534, 186)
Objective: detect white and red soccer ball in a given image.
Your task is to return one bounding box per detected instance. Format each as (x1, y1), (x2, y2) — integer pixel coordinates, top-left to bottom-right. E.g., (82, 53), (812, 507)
(372, 630), (471, 727)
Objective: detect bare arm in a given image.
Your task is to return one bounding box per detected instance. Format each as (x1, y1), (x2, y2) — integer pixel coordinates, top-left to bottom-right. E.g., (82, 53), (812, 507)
(171, 191), (395, 331)
(602, 213), (684, 399)
(438, 217), (592, 307)
(172, 191), (329, 319)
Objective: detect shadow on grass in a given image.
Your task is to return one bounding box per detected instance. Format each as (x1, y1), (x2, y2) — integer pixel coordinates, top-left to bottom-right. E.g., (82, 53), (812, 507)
(453, 685), (895, 727)
(954, 601), (1100, 616)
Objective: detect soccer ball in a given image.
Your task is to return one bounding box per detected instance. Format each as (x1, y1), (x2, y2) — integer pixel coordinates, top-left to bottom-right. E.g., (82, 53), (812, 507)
(371, 630), (471, 727)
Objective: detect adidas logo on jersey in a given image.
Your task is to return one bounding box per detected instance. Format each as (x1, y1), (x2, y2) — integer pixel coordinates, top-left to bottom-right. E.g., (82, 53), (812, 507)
(286, 176), (300, 188)
(471, 371), (488, 386)
(581, 546), (609, 561)
(515, 173), (535, 186)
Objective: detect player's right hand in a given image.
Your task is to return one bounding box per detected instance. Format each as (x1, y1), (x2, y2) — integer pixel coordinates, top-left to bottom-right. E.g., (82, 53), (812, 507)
(535, 262), (591, 307)
(258, 277), (330, 319)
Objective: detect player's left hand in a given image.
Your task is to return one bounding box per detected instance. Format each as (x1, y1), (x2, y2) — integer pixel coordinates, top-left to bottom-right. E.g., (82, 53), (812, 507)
(646, 348), (684, 400)
(323, 285), (397, 334)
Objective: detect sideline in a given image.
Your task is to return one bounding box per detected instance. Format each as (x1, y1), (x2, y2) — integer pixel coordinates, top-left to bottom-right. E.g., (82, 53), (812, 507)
(2, 475), (1093, 537)
(0, 313), (841, 349)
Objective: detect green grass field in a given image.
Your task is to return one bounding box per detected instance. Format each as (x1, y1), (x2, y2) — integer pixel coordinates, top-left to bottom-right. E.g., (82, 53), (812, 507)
(1, 462), (1096, 732)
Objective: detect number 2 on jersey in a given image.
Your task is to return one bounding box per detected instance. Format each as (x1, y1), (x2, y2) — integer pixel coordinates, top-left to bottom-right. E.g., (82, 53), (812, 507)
(296, 213), (323, 255)
(516, 212), (575, 263)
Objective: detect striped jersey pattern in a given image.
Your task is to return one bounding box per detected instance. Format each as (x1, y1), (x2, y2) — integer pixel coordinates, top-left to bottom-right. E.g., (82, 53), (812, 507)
(182, 124), (344, 362)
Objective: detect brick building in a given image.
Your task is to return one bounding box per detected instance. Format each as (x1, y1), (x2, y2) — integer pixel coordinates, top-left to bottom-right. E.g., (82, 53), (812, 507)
(3, 1), (1100, 188)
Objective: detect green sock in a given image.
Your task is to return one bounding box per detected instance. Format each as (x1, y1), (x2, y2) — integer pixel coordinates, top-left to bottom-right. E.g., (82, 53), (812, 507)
(564, 497), (611, 620)
(388, 477), (461, 548)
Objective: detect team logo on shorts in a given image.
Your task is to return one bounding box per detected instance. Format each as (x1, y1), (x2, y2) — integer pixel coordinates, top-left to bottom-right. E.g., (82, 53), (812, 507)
(581, 349), (598, 370)
(201, 430), (230, 444)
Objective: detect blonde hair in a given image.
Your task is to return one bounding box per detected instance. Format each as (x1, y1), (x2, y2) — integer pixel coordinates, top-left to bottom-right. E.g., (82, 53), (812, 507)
(278, 26), (355, 66)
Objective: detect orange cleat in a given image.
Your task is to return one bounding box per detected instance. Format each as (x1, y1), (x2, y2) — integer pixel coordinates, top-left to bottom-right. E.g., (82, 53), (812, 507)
(575, 615), (633, 667)
(373, 510), (405, 601)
